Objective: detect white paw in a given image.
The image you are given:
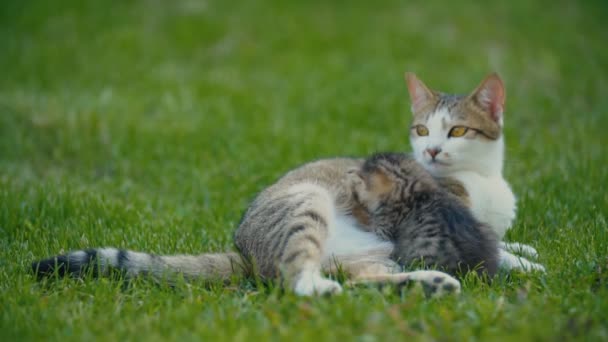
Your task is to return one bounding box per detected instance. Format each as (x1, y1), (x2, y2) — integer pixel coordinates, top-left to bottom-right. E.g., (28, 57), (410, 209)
(394, 270), (461, 297)
(500, 242), (539, 259)
(499, 250), (545, 272)
(510, 260), (546, 272)
(293, 271), (343, 296)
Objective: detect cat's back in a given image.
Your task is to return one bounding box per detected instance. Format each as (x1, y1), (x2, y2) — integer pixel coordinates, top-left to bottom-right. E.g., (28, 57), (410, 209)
(256, 157), (364, 205)
(236, 157), (364, 238)
(280, 158), (363, 188)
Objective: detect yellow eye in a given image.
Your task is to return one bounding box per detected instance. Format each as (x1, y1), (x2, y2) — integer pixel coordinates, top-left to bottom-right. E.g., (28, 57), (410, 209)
(449, 126), (468, 138)
(415, 125), (429, 136)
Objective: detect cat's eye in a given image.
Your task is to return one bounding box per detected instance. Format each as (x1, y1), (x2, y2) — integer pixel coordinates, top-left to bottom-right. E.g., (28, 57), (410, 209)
(448, 126), (468, 138)
(415, 125), (429, 136)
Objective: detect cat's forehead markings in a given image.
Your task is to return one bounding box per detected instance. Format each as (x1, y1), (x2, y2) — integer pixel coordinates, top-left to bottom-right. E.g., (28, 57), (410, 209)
(426, 107), (450, 133)
(437, 93), (460, 107)
(441, 117), (449, 130)
(437, 93), (467, 121)
(414, 93), (467, 125)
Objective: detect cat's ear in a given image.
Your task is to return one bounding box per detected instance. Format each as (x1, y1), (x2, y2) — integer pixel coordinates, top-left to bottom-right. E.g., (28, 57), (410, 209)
(405, 72), (435, 114)
(470, 73), (505, 123)
(347, 167), (391, 196)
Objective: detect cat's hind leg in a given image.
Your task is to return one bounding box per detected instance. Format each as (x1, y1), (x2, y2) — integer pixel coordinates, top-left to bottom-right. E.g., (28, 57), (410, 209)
(325, 248), (460, 297)
(280, 183), (343, 296)
(352, 270), (461, 297)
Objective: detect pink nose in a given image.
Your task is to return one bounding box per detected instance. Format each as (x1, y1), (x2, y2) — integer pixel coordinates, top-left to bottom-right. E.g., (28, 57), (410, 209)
(426, 147), (442, 159)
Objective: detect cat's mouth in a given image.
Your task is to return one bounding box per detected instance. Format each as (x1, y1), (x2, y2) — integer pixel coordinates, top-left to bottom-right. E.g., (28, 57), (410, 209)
(427, 159), (450, 167)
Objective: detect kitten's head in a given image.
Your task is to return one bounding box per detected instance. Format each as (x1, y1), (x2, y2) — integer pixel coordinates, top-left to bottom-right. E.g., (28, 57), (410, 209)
(405, 73), (506, 177)
(348, 153), (435, 215)
(347, 153), (439, 238)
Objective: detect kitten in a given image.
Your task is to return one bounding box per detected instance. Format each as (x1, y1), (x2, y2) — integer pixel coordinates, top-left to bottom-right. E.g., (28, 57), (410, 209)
(405, 72), (544, 271)
(347, 152), (498, 276)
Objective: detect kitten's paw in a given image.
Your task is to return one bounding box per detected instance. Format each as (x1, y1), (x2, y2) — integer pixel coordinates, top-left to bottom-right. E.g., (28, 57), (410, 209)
(499, 250), (545, 272)
(293, 271), (343, 296)
(500, 242), (539, 259)
(400, 270), (461, 297)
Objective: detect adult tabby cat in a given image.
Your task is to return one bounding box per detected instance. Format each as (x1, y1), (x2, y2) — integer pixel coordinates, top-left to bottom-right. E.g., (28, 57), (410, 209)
(405, 72), (543, 271)
(31, 73), (531, 296)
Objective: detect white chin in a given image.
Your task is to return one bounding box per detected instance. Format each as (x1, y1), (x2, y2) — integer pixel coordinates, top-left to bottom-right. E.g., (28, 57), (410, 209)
(425, 161), (449, 174)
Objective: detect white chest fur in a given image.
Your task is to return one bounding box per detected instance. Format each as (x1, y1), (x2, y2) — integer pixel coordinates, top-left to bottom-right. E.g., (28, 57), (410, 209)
(450, 171), (516, 239)
(323, 213), (393, 260)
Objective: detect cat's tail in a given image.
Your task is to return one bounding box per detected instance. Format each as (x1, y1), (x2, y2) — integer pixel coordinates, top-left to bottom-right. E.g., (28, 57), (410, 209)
(31, 248), (245, 283)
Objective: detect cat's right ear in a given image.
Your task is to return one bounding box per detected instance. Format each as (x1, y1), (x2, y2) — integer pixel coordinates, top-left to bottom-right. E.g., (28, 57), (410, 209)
(405, 72), (435, 114)
(469, 73), (505, 123)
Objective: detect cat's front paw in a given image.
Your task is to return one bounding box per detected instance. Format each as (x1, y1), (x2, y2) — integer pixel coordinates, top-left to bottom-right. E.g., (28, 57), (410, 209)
(499, 250), (545, 272)
(500, 242), (539, 259)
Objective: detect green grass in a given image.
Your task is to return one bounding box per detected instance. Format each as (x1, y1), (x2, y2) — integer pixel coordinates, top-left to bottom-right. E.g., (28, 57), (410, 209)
(1, 0), (607, 340)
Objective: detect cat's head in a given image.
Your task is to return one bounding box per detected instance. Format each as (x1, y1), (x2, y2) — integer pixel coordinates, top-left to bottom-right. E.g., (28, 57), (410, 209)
(406, 73), (506, 177)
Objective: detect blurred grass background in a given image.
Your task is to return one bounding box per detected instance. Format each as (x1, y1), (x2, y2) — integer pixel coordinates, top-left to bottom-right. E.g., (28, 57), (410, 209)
(1, 0), (607, 340)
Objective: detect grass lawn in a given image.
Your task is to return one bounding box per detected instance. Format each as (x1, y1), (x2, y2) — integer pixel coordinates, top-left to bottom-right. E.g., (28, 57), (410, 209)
(1, 0), (607, 340)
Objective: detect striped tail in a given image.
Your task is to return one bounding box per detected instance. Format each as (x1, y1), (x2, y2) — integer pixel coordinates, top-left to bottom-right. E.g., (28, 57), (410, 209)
(31, 248), (245, 283)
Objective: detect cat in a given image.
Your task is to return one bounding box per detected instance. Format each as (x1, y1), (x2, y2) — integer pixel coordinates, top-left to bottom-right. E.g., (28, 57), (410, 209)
(31, 151), (501, 297)
(405, 72), (544, 271)
(31, 72), (535, 296)
(346, 152), (498, 276)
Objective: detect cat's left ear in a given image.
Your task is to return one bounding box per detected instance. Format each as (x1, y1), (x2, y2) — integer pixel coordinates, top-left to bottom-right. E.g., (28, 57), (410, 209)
(470, 73), (506, 123)
(405, 72), (435, 114)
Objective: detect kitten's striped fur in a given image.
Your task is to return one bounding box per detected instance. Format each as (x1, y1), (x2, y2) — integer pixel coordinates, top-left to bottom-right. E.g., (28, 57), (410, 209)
(348, 153), (498, 276)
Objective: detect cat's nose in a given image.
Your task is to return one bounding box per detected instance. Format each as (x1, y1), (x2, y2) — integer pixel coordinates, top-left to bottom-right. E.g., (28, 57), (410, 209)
(426, 147), (442, 159)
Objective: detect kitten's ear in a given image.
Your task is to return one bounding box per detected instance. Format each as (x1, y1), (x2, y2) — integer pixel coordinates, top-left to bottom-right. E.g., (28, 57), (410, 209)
(470, 73), (505, 123)
(367, 170), (393, 197)
(405, 72), (435, 114)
